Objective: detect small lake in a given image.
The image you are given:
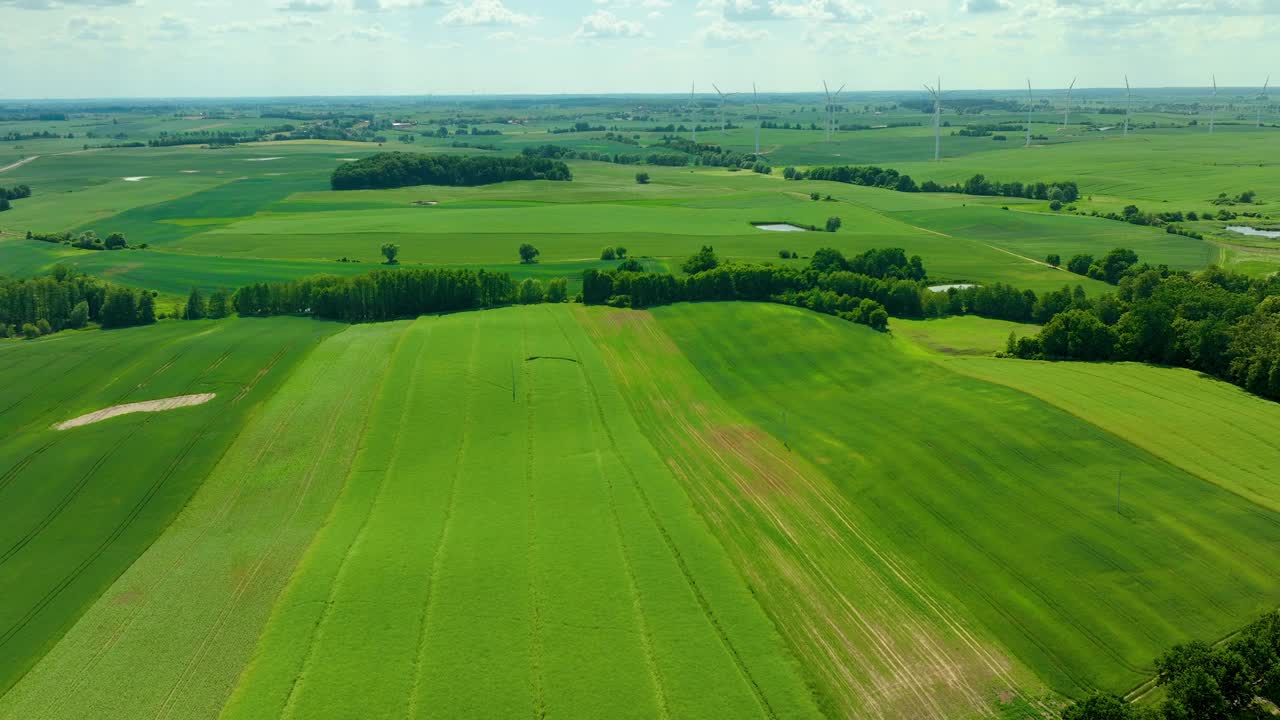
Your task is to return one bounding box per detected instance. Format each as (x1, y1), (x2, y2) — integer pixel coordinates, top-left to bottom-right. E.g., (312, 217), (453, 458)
(1227, 226), (1280, 239)
(928, 284), (977, 293)
(755, 223), (807, 232)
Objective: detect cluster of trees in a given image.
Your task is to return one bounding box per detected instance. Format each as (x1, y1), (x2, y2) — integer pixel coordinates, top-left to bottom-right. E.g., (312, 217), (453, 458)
(178, 287), (231, 320)
(1, 130), (65, 142)
(1061, 247), (1142, 284)
(25, 230), (131, 251)
(331, 152), (573, 190)
(231, 268), (523, 322)
(1007, 264), (1280, 400)
(0, 266), (158, 338)
(600, 246), (629, 260)
(0, 184), (31, 212)
(653, 136), (762, 169)
(1062, 611), (1280, 720)
(792, 165), (1080, 203)
(548, 122), (607, 134)
(522, 144), (683, 168)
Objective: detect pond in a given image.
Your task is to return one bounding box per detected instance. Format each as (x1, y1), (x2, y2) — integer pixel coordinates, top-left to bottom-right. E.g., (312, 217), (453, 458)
(755, 223), (807, 232)
(1226, 226), (1280, 239)
(927, 284), (978, 293)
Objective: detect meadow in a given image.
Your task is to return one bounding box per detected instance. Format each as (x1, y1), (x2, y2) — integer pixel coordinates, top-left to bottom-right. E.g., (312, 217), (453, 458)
(3, 94), (1280, 720)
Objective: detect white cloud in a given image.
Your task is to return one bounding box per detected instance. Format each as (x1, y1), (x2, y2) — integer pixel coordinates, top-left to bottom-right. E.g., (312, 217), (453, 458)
(890, 9), (927, 24)
(66, 14), (123, 40)
(353, 0), (445, 10)
(2, 0), (134, 8)
(212, 16), (320, 33)
(699, 18), (768, 45)
(771, 0), (871, 22)
(961, 0), (1010, 12)
(152, 13), (193, 41)
(277, 0), (333, 10)
(439, 0), (535, 26)
(341, 23), (396, 40)
(575, 10), (646, 39)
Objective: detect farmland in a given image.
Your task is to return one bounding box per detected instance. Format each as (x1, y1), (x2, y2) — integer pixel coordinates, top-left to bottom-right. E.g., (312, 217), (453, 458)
(3, 90), (1280, 720)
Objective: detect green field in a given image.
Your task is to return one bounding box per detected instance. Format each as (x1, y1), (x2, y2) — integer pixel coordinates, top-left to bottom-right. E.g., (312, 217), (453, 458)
(4, 94), (1280, 720)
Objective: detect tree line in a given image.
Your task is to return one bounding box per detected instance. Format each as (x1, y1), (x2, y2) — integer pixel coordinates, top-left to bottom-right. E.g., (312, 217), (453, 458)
(0, 266), (155, 338)
(1063, 611), (1280, 720)
(791, 164), (1080, 203)
(330, 152), (573, 190)
(0, 184), (31, 212)
(1006, 262), (1280, 401)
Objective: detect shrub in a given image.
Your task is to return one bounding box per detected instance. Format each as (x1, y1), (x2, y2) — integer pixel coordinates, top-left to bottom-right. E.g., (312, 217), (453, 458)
(517, 278), (544, 304)
(1046, 254), (1061, 267)
(21, 322), (40, 339)
(825, 216), (843, 233)
(635, 172), (651, 185)
(545, 278), (568, 303)
(601, 247), (616, 261)
(1049, 200), (1063, 211)
(68, 300), (90, 329)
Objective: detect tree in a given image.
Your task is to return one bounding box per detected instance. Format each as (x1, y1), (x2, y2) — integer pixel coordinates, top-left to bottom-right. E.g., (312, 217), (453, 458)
(68, 300), (90, 329)
(184, 287), (206, 320)
(779, 249), (793, 259)
(100, 287), (138, 329)
(519, 243), (540, 264)
(615, 247), (627, 259)
(1049, 200), (1063, 211)
(617, 258), (643, 272)
(137, 292), (156, 325)
(809, 192), (820, 201)
(1061, 693), (1138, 720)
(517, 278), (544, 304)
(1067, 254), (1094, 276)
(635, 172), (651, 185)
(681, 245), (719, 274)
(105, 232), (127, 250)
(810, 247), (848, 273)
(381, 242), (400, 265)
(1039, 309), (1115, 360)
(207, 290), (229, 319)
(1046, 253), (1062, 267)
(21, 322), (40, 338)
(0, 197), (9, 212)
(783, 167), (798, 180)
(825, 216), (843, 233)
(545, 277), (568, 303)
(600, 247), (617, 261)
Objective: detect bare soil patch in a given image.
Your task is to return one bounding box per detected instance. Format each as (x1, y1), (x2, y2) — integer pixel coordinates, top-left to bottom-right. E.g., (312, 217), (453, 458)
(55, 393), (216, 430)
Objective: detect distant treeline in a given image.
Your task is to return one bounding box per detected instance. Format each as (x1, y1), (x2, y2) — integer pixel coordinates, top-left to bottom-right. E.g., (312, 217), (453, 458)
(794, 164), (1081, 202)
(0, 184), (31, 212)
(1062, 611), (1280, 720)
(0, 266), (154, 338)
(521, 144), (689, 168)
(330, 152), (572, 190)
(1007, 262), (1280, 401)
(231, 268), (523, 321)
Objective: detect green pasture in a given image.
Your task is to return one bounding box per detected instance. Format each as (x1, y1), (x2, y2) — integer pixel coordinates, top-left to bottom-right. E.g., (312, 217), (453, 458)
(222, 305), (820, 720)
(0, 317), (338, 697)
(0, 320), (402, 720)
(894, 314), (1042, 356)
(646, 302), (1280, 700)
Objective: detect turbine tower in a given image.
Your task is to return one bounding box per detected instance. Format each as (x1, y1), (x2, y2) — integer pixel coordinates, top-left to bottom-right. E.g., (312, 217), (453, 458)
(1062, 76), (1077, 130)
(712, 83), (736, 135)
(689, 83), (699, 142)
(924, 77), (942, 161)
(1258, 76), (1270, 129)
(1025, 78), (1034, 147)
(1124, 75), (1132, 137)
(747, 81), (757, 153)
(823, 81), (846, 142)
(1209, 75), (1217, 134)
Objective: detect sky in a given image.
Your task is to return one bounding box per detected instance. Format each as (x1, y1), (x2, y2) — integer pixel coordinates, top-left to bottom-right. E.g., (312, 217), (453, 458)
(2, 0), (1276, 99)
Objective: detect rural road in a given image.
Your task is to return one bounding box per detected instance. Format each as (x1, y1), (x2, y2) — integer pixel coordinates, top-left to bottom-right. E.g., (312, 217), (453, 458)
(0, 156), (38, 173)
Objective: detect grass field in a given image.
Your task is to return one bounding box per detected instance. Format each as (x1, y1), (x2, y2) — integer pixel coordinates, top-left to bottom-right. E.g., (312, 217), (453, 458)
(0, 317), (339, 696)
(621, 303), (1280, 702)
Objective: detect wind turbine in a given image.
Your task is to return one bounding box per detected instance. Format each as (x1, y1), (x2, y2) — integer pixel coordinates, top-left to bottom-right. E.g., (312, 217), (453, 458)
(924, 77), (942, 161)
(689, 82), (699, 142)
(1025, 78), (1033, 147)
(1258, 76), (1270, 129)
(1124, 75), (1132, 137)
(822, 81), (846, 142)
(1062, 76), (1077, 130)
(747, 81), (757, 153)
(1209, 75), (1217, 134)
(712, 83), (736, 135)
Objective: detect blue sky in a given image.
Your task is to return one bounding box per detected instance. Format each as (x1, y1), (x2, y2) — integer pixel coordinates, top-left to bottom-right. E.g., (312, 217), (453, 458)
(2, 0), (1276, 98)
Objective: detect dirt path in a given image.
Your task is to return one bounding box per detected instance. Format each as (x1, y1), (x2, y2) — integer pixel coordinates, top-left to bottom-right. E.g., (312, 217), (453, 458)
(55, 394), (216, 430)
(0, 156), (38, 174)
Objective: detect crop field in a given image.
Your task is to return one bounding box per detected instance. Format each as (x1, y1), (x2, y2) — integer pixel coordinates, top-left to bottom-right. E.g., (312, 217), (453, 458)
(0, 317), (339, 696)
(4, 92), (1280, 720)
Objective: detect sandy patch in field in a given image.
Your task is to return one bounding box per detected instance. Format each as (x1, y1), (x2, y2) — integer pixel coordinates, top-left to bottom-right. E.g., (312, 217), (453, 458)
(245, 157), (284, 162)
(338, 158), (359, 161)
(55, 393), (216, 430)
(122, 176), (150, 182)
(180, 170), (200, 174)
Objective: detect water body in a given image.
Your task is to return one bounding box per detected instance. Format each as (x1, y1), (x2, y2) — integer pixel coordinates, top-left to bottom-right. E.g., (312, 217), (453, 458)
(1226, 226), (1280, 239)
(755, 223), (807, 232)
(928, 284), (978, 293)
